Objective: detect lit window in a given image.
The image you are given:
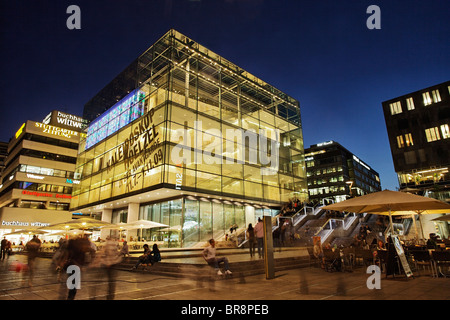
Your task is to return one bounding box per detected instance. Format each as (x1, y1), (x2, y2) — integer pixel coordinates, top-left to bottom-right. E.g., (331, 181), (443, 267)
(432, 89), (441, 103)
(423, 92), (432, 106)
(397, 134), (413, 148)
(441, 124), (450, 139)
(397, 135), (404, 148)
(406, 97), (415, 110)
(425, 127), (441, 142)
(405, 133), (414, 147)
(389, 101), (402, 115)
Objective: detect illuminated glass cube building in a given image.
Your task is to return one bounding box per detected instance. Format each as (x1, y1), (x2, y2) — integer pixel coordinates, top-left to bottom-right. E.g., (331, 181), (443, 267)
(71, 29), (307, 247)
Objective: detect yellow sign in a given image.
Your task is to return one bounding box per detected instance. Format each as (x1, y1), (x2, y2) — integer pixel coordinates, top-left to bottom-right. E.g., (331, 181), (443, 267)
(15, 123), (26, 139)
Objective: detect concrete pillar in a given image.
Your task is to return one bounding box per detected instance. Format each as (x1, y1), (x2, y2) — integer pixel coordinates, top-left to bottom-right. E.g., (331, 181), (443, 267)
(245, 206), (255, 228)
(100, 209), (112, 240)
(127, 203), (140, 240)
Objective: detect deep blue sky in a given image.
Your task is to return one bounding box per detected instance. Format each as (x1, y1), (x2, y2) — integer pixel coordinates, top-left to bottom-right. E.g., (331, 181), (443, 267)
(0, 0), (449, 192)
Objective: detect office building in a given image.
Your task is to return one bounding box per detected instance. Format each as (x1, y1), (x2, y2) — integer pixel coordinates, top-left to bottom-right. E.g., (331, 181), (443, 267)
(0, 111), (86, 240)
(382, 80), (450, 201)
(383, 80), (450, 240)
(304, 141), (381, 204)
(72, 29), (308, 247)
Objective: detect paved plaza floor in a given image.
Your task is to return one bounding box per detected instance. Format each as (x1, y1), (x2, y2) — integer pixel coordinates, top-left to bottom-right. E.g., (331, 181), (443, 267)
(1, 254), (449, 302)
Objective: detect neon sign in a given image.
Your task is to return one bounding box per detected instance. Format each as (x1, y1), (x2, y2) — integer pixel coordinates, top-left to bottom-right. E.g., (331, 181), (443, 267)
(21, 190), (74, 199)
(85, 89), (146, 149)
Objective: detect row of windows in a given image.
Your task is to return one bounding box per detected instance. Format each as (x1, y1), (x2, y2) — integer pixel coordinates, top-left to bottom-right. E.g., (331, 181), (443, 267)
(389, 87), (447, 115)
(17, 181), (73, 194)
(18, 164), (75, 179)
(306, 166), (344, 176)
(307, 175), (345, 186)
(397, 124), (450, 148)
(426, 125), (450, 142)
(19, 200), (70, 210)
(354, 170), (381, 188)
(309, 186), (346, 196)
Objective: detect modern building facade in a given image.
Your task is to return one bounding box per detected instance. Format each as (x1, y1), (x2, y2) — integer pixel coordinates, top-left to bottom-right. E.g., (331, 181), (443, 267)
(382, 80), (450, 202)
(304, 141), (381, 204)
(0, 111), (86, 239)
(71, 29), (308, 247)
(383, 81), (450, 240)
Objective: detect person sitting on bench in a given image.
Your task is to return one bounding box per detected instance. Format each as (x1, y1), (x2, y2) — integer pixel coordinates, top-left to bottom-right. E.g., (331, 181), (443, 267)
(202, 239), (232, 276)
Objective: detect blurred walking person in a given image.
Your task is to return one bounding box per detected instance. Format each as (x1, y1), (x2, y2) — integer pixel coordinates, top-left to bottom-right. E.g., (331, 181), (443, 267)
(246, 224), (256, 258)
(65, 234), (94, 300)
(1, 237), (8, 260)
(25, 235), (41, 286)
(254, 218), (264, 259)
(102, 236), (122, 300)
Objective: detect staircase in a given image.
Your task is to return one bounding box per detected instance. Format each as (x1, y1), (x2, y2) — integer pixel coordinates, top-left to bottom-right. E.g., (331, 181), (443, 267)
(113, 248), (310, 278)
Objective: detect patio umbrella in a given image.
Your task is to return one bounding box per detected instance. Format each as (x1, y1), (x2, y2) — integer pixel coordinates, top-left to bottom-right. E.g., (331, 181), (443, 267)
(50, 229), (93, 236)
(322, 190), (450, 235)
(101, 222), (129, 239)
(126, 220), (169, 229)
(125, 220), (169, 241)
(431, 215), (450, 222)
(38, 217), (114, 232)
(5, 229), (48, 236)
(369, 209), (450, 240)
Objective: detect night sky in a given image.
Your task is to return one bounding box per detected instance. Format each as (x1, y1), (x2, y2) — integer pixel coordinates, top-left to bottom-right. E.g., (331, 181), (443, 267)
(0, 0), (449, 192)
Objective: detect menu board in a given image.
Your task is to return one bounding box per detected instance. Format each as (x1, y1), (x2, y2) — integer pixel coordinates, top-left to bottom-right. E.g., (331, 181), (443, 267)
(392, 235), (413, 278)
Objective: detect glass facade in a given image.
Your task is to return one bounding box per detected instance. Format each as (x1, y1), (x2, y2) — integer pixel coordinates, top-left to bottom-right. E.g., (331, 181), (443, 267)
(72, 29), (307, 210)
(138, 196), (277, 248)
(71, 30), (307, 247)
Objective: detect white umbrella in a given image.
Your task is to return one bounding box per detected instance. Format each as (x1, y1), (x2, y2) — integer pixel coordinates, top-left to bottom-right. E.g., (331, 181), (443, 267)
(126, 220), (169, 229)
(125, 220), (168, 241)
(5, 229), (47, 236)
(38, 217), (114, 233)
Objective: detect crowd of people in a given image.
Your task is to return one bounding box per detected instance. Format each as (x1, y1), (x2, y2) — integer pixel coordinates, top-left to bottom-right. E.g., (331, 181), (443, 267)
(279, 198), (319, 216)
(0, 233), (162, 300)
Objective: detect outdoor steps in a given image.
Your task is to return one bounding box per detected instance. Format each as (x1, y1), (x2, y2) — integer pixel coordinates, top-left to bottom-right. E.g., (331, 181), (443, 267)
(113, 251), (311, 278)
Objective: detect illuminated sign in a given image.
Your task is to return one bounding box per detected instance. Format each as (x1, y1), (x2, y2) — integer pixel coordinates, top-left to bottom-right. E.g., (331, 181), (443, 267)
(101, 108), (163, 193)
(175, 164), (183, 190)
(85, 89), (146, 149)
(27, 174), (45, 180)
(15, 123), (26, 139)
(317, 141), (333, 147)
(55, 111), (85, 129)
(66, 179), (80, 184)
(43, 111), (87, 131)
(35, 122), (79, 139)
(21, 190), (74, 199)
(2, 220), (50, 227)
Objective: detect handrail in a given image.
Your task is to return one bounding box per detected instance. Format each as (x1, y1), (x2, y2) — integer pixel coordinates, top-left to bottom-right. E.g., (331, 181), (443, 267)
(314, 212), (358, 236)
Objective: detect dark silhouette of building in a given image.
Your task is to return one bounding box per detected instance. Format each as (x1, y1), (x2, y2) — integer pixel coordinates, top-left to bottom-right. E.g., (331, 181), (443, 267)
(382, 80), (450, 202)
(304, 141), (381, 204)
